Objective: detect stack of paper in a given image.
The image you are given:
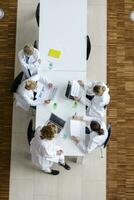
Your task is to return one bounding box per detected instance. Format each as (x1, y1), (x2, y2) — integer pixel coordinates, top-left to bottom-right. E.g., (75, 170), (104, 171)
(70, 119), (85, 137)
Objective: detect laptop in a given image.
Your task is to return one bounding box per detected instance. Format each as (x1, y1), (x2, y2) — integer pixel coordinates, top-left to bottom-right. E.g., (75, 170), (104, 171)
(65, 80), (81, 99)
(47, 113), (66, 133)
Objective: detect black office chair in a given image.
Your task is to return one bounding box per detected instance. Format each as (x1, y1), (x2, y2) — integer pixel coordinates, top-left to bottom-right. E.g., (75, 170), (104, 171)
(34, 3), (40, 49)
(104, 123), (112, 148)
(35, 3), (40, 27)
(86, 35), (91, 60)
(100, 123), (112, 158)
(10, 72), (24, 93)
(34, 40), (39, 49)
(27, 119), (35, 145)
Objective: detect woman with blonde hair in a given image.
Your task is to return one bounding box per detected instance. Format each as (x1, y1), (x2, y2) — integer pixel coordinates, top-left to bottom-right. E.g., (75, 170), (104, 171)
(15, 74), (54, 111)
(30, 123), (71, 175)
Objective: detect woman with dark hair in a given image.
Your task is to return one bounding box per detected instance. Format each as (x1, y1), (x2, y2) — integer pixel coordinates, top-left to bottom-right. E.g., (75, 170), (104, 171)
(71, 115), (108, 153)
(30, 123), (71, 175)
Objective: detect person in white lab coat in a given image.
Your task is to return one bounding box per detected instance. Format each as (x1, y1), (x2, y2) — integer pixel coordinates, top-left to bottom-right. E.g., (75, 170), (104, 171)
(18, 44), (41, 78)
(15, 74), (53, 111)
(30, 123), (71, 175)
(74, 80), (110, 120)
(71, 115), (108, 153)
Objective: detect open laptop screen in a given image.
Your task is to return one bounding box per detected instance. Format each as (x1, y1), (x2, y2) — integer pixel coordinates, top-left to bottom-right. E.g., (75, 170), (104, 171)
(49, 113), (66, 130)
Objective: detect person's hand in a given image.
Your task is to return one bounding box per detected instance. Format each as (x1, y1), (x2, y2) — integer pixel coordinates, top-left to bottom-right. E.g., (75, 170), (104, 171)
(56, 150), (63, 155)
(72, 115), (82, 120)
(38, 59), (41, 64)
(71, 136), (80, 144)
(48, 83), (53, 88)
(78, 80), (84, 87)
(72, 115), (78, 120)
(44, 100), (51, 104)
(73, 96), (81, 101)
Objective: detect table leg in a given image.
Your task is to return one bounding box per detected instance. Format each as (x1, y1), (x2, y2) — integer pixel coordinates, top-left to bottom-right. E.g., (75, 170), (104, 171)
(76, 156), (84, 164)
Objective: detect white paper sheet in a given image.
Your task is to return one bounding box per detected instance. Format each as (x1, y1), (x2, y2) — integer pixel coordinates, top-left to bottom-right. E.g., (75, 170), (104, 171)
(70, 119), (85, 137)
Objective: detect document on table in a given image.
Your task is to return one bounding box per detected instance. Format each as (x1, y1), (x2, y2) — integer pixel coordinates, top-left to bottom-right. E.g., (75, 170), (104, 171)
(43, 86), (57, 100)
(71, 80), (80, 97)
(65, 80), (84, 99)
(36, 84), (57, 100)
(48, 48), (61, 58)
(70, 119), (85, 137)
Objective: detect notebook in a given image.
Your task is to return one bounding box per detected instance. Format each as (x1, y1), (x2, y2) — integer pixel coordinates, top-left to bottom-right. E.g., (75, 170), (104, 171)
(48, 49), (61, 58)
(70, 119), (85, 137)
(47, 113), (66, 133)
(65, 80), (81, 99)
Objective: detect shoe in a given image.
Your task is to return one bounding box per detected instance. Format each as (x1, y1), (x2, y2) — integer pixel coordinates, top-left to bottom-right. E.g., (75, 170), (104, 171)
(59, 163), (71, 170)
(49, 169), (60, 175)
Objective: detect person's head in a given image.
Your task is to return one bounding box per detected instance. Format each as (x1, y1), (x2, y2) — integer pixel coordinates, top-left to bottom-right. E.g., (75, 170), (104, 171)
(40, 124), (57, 140)
(90, 121), (104, 135)
(93, 85), (106, 96)
(23, 44), (34, 56)
(25, 80), (37, 90)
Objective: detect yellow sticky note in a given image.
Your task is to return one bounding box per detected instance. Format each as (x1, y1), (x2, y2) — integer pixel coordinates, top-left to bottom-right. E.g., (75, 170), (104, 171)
(48, 49), (61, 58)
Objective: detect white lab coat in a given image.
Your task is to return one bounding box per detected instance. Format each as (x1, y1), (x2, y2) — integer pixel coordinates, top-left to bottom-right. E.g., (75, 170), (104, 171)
(15, 74), (49, 111)
(83, 81), (107, 96)
(30, 126), (64, 172)
(80, 81), (110, 120)
(18, 48), (41, 78)
(77, 116), (108, 153)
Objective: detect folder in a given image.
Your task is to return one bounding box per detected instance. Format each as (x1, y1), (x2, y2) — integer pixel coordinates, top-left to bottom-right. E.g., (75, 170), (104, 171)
(48, 49), (61, 58)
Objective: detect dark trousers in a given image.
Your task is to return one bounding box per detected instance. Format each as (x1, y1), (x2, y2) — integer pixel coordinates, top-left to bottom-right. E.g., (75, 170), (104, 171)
(85, 127), (90, 134)
(30, 106), (36, 109)
(28, 130), (35, 145)
(86, 94), (94, 101)
(85, 95), (94, 110)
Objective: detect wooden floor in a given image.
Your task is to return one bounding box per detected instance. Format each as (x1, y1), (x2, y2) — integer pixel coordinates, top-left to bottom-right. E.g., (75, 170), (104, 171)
(107, 0), (134, 199)
(0, 0), (134, 199)
(0, 0), (17, 199)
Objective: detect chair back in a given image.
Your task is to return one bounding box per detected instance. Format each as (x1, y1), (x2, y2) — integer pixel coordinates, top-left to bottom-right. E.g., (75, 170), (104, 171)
(34, 40), (39, 49)
(86, 35), (91, 60)
(27, 120), (35, 145)
(103, 123), (112, 148)
(11, 72), (24, 93)
(35, 3), (40, 26)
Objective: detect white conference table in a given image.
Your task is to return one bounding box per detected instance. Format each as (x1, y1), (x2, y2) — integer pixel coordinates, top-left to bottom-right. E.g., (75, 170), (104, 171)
(37, 0), (87, 162)
(36, 71), (86, 161)
(39, 0), (87, 71)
